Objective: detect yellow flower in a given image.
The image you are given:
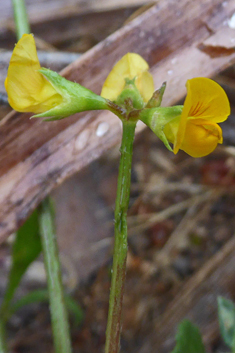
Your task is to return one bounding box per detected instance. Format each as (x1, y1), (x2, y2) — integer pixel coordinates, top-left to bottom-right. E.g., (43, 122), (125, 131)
(101, 53), (154, 103)
(5, 34), (63, 114)
(164, 77), (230, 157)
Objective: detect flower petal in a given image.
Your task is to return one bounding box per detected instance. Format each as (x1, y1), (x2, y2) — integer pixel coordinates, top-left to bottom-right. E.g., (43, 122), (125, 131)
(187, 77), (230, 123)
(5, 34), (62, 113)
(135, 70), (155, 103)
(163, 115), (181, 145)
(101, 53), (154, 102)
(173, 83), (192, 154)
(179, 119), (222, 157)
(173, 77), (230, 154)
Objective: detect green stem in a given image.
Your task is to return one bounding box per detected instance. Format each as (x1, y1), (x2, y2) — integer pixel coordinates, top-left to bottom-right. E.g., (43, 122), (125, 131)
(105, 121), (136, 353)
(38, 199), (72, 353)
(0, 320), (7, 353)
(11, 0), (30, 39)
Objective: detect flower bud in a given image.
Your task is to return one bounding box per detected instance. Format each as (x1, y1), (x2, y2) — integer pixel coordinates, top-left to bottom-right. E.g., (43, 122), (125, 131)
(101, 53), (154, 105)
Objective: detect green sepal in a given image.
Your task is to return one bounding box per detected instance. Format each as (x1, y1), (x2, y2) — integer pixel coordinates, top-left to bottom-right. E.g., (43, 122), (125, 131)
(146, 82), (166, 108)
(115, 78), (145, 111)
(139, 106), (183, 151)
(32, 68), (108, 119)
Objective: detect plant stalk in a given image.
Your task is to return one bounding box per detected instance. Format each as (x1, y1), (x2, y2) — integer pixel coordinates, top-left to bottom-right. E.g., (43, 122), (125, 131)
(11, 0), (30, 39)
(0, 320), (7, 353)
(39, 199), (72, 353)
(105, 121), (136, 353)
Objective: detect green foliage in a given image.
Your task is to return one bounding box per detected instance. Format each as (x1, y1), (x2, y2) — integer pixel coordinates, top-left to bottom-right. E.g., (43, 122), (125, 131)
(1, 210), (42, 318)
(218, 296), (235, 351)
(11, 289), (83, 327)
(172, 319), (206, 353)
(64, 294), (84, 326)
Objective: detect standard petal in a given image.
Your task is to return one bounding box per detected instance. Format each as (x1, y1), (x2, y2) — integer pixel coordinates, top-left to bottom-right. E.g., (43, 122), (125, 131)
(100, 69), (126, 101)
(112, 52), (149, 78)
(101, 53), (153, 102)
(135, 70), (154, 103)
(5, 34), (62, 113)
(187, 77), (230, 123)
(179, 119), (222, 157)
(173, 81), (192, 154)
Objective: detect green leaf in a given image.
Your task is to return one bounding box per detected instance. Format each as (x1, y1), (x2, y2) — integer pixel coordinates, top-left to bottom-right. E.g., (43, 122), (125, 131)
(64, 294), (84, 326)
(172, 319), (206, 353)
(11, 289), (83, 327)
(1, 210), (42, 318)
(218, 296), (235, 350)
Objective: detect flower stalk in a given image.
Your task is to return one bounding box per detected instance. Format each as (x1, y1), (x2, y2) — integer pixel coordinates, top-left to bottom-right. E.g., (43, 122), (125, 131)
(105, 120), (136, 353)
(0, 321), (7, 353)
(38, 199), (72, 353)
(11, 0), (30, 39)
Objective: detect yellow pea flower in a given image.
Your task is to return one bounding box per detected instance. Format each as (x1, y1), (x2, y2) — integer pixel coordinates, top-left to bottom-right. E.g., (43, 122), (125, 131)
(164, 77), (230, 157)
(5, 34), (63, 114)
(101, 53), (154, 103)
(5, 34), (108, 119)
